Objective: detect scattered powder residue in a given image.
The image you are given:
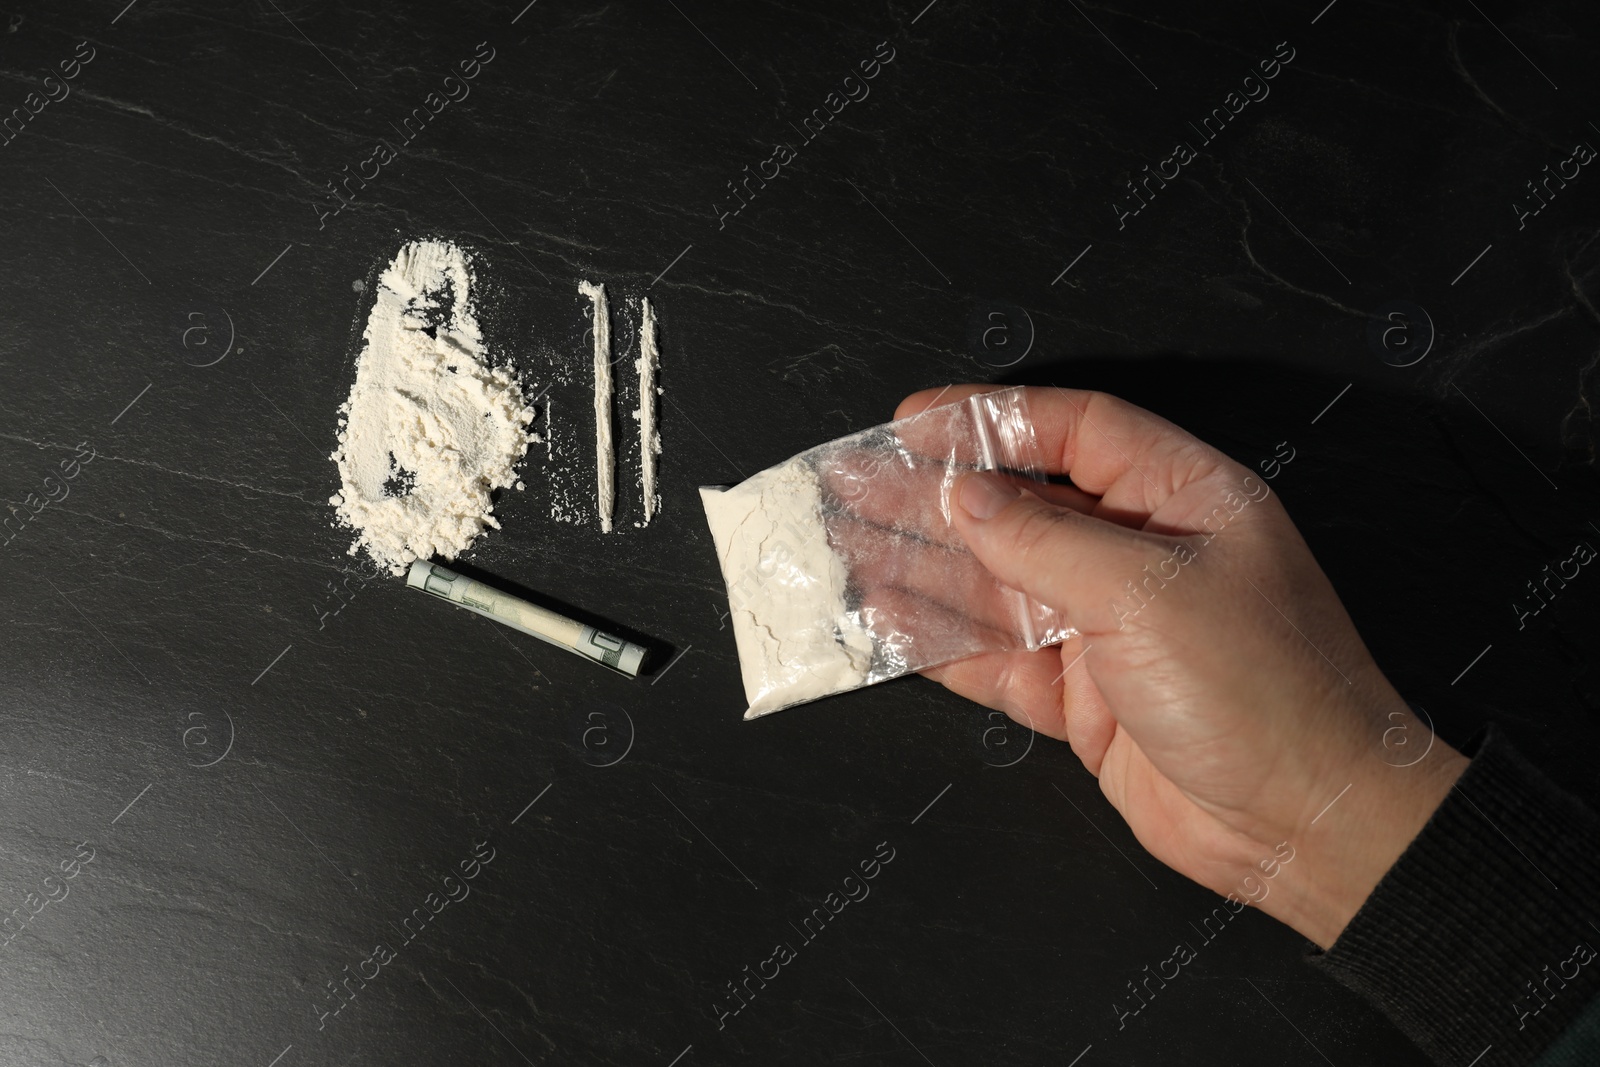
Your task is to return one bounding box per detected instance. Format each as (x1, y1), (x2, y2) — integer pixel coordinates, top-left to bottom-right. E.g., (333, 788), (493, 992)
(539, 375), (592, 526)
(634, 296), (662, 524)
(700, 462), (874, 719)
(329, 239), (534, 574)
(579, 280), (615, 534)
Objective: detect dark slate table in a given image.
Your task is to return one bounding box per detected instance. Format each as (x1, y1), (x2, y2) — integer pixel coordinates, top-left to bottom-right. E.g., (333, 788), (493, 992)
(2, 2), (1597, 1065)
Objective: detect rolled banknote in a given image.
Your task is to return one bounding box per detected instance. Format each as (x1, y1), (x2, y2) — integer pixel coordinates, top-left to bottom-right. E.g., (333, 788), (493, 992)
(406, 560), (646, 678)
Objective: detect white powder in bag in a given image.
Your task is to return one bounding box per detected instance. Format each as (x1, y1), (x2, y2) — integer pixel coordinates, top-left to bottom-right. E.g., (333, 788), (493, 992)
(329, 239), (534, 574)
(700, 461), (874, 719)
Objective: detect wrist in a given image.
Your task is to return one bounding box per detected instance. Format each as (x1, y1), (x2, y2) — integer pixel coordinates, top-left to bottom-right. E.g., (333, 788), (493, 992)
(1260, 729), (1469, 948)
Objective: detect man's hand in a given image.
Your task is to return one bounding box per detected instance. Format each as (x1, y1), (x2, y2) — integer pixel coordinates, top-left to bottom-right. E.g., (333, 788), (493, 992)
(897, 385), (1468, 948)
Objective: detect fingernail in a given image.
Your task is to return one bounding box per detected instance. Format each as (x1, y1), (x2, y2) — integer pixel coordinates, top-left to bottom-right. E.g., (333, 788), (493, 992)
(958, 472), (1020, 520)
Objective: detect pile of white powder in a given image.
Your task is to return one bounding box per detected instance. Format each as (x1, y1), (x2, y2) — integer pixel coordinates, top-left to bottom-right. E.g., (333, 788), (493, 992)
(330, 239), (535, 574)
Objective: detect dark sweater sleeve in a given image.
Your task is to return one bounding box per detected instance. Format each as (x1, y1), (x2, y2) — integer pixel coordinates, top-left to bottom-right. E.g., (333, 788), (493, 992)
(1307, 727), (1600, 1067)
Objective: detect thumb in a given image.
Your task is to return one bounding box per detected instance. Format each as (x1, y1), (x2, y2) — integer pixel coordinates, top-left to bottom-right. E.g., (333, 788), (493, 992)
(951, 471), (1164, 628)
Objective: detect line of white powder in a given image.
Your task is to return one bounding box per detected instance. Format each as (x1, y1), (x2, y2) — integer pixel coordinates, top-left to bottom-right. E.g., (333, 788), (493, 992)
(579, 280), (614, 533)
(636, 297), (661, 523)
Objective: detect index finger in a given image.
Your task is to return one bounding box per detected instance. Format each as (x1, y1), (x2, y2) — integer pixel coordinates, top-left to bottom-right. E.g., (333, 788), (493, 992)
(895, 384), (1217, 505)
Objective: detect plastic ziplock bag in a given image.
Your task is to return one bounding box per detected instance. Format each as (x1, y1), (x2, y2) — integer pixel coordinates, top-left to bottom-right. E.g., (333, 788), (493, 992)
(700, 387), (1075, 719)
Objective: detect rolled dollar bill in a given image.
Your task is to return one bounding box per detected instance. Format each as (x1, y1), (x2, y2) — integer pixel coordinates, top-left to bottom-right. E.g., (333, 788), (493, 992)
(406, 560), (646, 678)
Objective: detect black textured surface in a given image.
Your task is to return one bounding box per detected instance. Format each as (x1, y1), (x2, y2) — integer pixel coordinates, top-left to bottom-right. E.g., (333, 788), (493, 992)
(2, 2), (1597, 1066)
